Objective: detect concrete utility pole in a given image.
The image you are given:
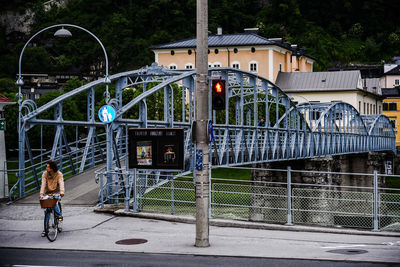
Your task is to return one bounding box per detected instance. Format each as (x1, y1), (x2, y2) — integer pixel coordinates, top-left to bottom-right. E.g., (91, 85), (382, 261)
(195, 0), (210, 247)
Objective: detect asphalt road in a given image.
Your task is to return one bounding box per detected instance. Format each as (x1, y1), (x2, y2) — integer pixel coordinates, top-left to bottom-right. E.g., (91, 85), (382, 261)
(0, 248), (397, 267)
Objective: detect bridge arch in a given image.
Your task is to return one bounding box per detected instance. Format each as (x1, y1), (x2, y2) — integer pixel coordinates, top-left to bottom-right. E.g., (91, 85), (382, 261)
(12, 64), (396, 200)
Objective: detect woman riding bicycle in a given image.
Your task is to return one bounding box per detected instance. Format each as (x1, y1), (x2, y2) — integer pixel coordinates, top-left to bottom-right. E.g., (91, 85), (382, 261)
(39, 160), (65, 237)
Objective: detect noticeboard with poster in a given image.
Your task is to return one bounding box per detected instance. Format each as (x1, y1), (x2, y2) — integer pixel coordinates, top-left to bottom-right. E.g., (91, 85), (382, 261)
(129, 128), (184, 170)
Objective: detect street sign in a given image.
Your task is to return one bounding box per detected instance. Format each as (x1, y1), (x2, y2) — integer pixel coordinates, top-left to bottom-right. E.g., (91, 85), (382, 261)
(196, 149), (203, 170)
(208, 120), (213, 143)
(98, 105), (116, 123)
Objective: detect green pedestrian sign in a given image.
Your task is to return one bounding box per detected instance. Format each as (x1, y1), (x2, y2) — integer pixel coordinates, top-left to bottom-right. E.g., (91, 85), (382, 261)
(0, 120), (5, 131)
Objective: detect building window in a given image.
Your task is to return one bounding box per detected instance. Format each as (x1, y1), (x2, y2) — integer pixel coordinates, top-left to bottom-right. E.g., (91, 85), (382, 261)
(367, 103), (369, 114)
(389, 119), (396, 130)
(251, 47), (256, 53)
(169, 64), (177, 70)
(213, 62), (221, 67)
(232, 62), (240, 69)
(379, 105), (382, 113)
(395, 79), (399, 86)
(310, 111), (321, 120)
(188, 49), (192, 55)
(170, 50), (175, 55)
(249, 61), (258, 72)
(364, 102), (366, 114)
(214, 49), (219, 54)
(279, 63), (282, 72)
(334, 112), (343, 120)
(233, 48), (238, 53)
(358, 101), (361, 113)
(384, 102), (397, 111)
(185, 63), (194, 69)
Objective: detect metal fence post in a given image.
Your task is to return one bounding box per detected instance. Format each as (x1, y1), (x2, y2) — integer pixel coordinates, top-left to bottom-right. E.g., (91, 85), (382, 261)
(124, 172), (130, 211)
(133, 169), (137, 212)
(209, 166), (212, 219)
(115, 173), (119, 206)
(286, 166), (293, 226)
(99, 172), (104, 209)
(373, 170), (379, 231)
(171, 178), (175, 214)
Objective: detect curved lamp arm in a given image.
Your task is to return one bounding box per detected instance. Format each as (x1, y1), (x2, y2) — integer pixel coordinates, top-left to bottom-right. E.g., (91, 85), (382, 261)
(17, 23), (110, 103)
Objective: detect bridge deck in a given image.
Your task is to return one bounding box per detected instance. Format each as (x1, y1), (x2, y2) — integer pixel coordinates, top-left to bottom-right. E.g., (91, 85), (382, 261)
(16, 165), (103, 206)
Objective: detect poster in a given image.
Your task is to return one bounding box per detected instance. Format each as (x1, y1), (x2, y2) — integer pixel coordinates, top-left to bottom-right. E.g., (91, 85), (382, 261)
(160, 144), (177, 165)
(136, 141), (152, 165)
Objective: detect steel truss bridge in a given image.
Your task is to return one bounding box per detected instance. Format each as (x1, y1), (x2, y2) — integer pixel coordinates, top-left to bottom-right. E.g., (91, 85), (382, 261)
(11, 64), (396, 201)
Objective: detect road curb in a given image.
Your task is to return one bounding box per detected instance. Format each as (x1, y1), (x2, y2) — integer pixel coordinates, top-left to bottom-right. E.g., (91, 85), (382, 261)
(93, 206), (400, 237)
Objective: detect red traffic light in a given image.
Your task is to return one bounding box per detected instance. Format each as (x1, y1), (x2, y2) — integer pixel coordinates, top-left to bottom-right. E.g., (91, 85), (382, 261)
(215, 82), (223, 93)
(211, 79), (226, 110)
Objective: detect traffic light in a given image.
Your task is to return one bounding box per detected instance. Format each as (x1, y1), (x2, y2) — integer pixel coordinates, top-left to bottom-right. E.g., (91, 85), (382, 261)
(211, 79), (226, 110)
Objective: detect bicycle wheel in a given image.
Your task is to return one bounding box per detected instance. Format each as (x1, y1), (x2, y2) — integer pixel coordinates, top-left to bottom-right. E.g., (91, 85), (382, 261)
(46, 209), (58, 242)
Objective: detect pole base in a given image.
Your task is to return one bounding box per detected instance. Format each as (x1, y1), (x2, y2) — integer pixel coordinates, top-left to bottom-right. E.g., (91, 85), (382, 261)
(195, 238), (210, 247)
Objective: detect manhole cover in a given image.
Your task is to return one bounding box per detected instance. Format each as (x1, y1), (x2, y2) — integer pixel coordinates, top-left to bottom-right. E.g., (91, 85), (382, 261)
(115, 238), (148, 245)
(327, 249), (368, 255)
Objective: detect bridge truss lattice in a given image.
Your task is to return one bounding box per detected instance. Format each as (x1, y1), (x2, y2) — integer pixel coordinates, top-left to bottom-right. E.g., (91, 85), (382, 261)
(12, 64), (396, 200)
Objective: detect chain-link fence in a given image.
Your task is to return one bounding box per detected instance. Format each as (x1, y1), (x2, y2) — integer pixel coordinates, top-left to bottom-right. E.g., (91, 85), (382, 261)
(96, 166), (400, 231)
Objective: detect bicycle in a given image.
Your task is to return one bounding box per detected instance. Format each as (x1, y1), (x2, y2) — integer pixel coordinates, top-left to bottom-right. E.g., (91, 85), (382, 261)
(40, 194), (63, 242)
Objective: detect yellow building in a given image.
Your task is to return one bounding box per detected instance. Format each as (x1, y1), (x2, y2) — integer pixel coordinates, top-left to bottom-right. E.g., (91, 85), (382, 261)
(382, 62), (400, 147)
(151, 28), (315, 83)
(382, 89), (400, 147)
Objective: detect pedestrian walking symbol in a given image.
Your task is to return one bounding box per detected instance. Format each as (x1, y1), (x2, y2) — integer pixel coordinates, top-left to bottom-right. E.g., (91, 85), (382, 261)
(98, 105), (116, 123)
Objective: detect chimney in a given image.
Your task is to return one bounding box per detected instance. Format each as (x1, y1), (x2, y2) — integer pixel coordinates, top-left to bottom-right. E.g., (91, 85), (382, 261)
(268, 38), (282, 43)
(244, 28), (259, 34)
(217, 27), (222, 35)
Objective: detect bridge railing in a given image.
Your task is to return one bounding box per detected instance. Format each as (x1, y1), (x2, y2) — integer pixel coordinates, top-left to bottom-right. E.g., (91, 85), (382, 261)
(7, 131), (127, 201)
(96, 166), (400, 232)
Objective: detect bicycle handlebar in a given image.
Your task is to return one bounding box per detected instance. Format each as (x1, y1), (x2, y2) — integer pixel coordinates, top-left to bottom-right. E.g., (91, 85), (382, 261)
(40, 193), (61, 200)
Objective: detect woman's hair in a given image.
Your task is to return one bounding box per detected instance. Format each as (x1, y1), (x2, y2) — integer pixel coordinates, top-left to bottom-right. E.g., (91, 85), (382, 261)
(47, 160), (58, 173)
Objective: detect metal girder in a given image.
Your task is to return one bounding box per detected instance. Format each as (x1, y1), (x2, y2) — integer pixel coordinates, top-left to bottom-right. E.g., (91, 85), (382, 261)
(13, 64), (397, 201)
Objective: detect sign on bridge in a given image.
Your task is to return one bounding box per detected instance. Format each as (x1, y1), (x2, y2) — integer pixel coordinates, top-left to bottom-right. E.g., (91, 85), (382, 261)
(128, 128), (184, 170)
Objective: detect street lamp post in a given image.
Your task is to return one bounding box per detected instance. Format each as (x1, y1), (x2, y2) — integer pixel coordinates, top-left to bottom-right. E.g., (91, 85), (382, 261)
(16, 24), (110, 197)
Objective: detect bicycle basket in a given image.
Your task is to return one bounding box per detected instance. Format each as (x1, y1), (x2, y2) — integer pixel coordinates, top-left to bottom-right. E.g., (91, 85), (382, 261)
(40, 198), (58, 208)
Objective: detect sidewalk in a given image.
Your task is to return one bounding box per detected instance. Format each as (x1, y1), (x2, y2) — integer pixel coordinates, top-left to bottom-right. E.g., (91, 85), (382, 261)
(0, 203), (399, 264)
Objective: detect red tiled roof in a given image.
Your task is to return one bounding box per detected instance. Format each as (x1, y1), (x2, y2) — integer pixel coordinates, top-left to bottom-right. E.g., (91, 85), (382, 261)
(0, 93), (12, 102)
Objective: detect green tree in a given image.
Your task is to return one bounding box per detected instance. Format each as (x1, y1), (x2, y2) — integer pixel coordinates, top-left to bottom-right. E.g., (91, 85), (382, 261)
(0, 78), (19, 151)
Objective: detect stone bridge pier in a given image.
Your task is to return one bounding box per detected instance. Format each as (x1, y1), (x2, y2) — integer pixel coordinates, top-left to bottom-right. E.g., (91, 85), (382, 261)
(250, 152), (395, 225)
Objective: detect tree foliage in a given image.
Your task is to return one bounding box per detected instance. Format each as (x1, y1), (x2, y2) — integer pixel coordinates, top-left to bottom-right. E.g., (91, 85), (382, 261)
(1, 0), (400, 151)
(1, 0), (400, 78)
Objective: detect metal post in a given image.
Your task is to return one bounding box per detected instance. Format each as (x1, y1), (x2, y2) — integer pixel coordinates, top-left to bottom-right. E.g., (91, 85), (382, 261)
(373, 170), (379, 231)
(195, 0), (210, 247)
(18, 119), (25, 198)
(125, 172), (129, 211)
(106, 123), (113, 203)
(171, 178), (175, 214)
(99, 172), (104, 209)
(133, 169), (137, 212)
(286, 166), (293, 226)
